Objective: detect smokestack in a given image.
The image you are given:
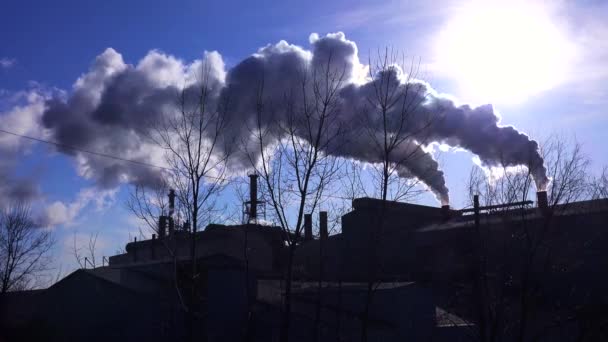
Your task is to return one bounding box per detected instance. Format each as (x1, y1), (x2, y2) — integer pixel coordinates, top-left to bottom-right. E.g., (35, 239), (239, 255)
(133, 237), (137, 262)
(41, 33), (554, 208)
(168, 217), (175, 236)
(249, 174), (258, 222)
(473, 194), (481, 235)
(441, 204), (450, 221)
(168, 189), (175, 235)
(537, 190), (548, 212)
(168, 189), (175, 216)
(304, 214), (312, 241)
(158, 216), (167, 239)
(319, 211), (328, 240)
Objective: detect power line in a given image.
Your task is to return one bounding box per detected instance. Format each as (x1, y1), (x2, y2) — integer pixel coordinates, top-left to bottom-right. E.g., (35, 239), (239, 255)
(0, 128), (172, 171)
(0, 128), (418, 202)
(0, 128), (228, 181)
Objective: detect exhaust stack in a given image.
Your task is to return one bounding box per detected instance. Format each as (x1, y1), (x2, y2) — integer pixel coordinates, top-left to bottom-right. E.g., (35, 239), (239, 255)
(249, 174), (258, 222)
(537, 190), (549, 213)
(168, 189), (175, 216)
(304, 214), (312, 241)
(158, 216), (167, 239)
(319, 211), (328, 240)
(168, 189), (175, 235)
(441, 204), (450, 221)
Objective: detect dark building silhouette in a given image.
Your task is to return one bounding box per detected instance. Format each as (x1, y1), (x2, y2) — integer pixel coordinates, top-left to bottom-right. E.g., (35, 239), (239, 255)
(2, 191), (607, 341)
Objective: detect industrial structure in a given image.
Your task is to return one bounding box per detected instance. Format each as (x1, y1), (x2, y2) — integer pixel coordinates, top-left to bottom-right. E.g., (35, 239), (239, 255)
(1, 179), (607, 341)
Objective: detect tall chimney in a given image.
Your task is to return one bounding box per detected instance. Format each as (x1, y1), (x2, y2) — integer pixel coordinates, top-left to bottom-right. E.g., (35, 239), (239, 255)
(168, 189), (175, 216)
(168, 217), (175, 236)
(168, 189), (175, 235)
(158, 216), (167, 239)
(304, 214), (312, 241)
(537, 190), (548, 212)
(319, 211), (328, 240)
(441, 204), (450, 221)
(249, 174), (258, 222)
(133, 237), (137, 262)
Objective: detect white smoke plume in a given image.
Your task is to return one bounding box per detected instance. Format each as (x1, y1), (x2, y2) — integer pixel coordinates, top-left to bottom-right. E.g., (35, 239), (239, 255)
(38, 32), (548, 204)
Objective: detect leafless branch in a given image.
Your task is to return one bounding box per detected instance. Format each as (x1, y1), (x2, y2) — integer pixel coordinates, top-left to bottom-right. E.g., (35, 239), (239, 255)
(0, 203), (54, 293)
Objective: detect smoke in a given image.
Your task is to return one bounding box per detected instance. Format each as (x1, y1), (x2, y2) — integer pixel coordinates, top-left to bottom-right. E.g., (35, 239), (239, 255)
(221, 32), (547, 203)
(0, 86), (56, 209)
(37, 32), (548, 204)
(40, 48), (220, 188)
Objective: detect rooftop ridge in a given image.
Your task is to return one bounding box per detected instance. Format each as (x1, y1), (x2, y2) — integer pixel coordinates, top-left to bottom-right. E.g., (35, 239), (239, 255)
(352, 197), (446, 212)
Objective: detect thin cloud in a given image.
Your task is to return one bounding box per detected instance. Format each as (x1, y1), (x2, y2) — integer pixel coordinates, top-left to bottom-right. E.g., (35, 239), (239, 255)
(0, 57), (16, 69)
(41, 187), (118, 227)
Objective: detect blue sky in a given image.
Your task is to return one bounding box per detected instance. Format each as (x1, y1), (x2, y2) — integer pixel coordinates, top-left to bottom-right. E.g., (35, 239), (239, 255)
(1, 0), (607, 276)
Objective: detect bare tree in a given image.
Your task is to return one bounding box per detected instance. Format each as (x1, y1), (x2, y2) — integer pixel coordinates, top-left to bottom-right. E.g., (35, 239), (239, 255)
(356, 50), (439, 342)
(0, 203), (54, 293)
(129, 59), (234, 340)
(151, 63), (232, 240)
(126, 179), (170, 237)
(542, 134), (590, 207)
(360, 50), (437, 203)
(590, 167), (608, 199)
(72, 231), (100, 269)
(243, 54), (346, 342)
(465, 163), (533, 342)
(461, 135), (595, 342)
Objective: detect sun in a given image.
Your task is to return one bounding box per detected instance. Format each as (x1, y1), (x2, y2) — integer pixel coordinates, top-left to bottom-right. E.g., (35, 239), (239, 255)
(435, 1), (575, 104)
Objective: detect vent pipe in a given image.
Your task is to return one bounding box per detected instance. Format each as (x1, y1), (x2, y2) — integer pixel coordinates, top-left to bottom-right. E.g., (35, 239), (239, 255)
(319, 211), (328, 240)
(168, 217), (175, 235)
(441, 204), (450, 221)
(473, 194), (480, 232)
(249, 174), (258, 222)
(304, 214), (312, 241)
(168, 189), (175, 216)
(537, 190), (549, 213)
(168, 189), (175, 235)
(158, 216), (167, 239)
(133, 237), (137, 262)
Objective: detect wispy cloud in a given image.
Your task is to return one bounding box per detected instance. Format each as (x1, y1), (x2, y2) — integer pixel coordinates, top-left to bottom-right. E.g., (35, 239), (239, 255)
(565, 2), (608, 104)
(0, 57), (16, 69)
(41, 187), (118, 227)
(323, 0), (454, 31)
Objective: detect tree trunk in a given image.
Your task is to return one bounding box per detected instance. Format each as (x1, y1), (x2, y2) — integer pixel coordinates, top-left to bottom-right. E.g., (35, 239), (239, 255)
(314, 233), (324, 342)
(280, 245), (295, 342)
(189, 209), (198, 341)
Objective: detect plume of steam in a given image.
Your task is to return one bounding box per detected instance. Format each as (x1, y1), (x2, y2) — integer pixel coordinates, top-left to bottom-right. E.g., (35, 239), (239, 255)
(221, 33), (547, 203)
(37, 32), (548, 203)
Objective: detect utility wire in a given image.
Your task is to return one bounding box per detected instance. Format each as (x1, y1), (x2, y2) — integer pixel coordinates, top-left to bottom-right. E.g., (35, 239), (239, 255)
(0, 128), (405, 203)
(0, 128), (347, 193)
(0, 128), (172, 171)
(0, 128), (228, 181)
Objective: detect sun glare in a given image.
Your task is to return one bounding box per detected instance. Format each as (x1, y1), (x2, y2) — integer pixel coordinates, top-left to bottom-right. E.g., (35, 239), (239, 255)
(435, 1), (575, 104)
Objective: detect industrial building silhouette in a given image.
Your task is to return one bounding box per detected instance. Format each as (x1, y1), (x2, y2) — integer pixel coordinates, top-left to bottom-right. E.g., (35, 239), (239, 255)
(1, 180), (607, 341)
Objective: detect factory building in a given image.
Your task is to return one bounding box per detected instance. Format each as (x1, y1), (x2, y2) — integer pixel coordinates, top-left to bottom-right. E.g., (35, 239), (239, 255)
(2, 179), (607, 341)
